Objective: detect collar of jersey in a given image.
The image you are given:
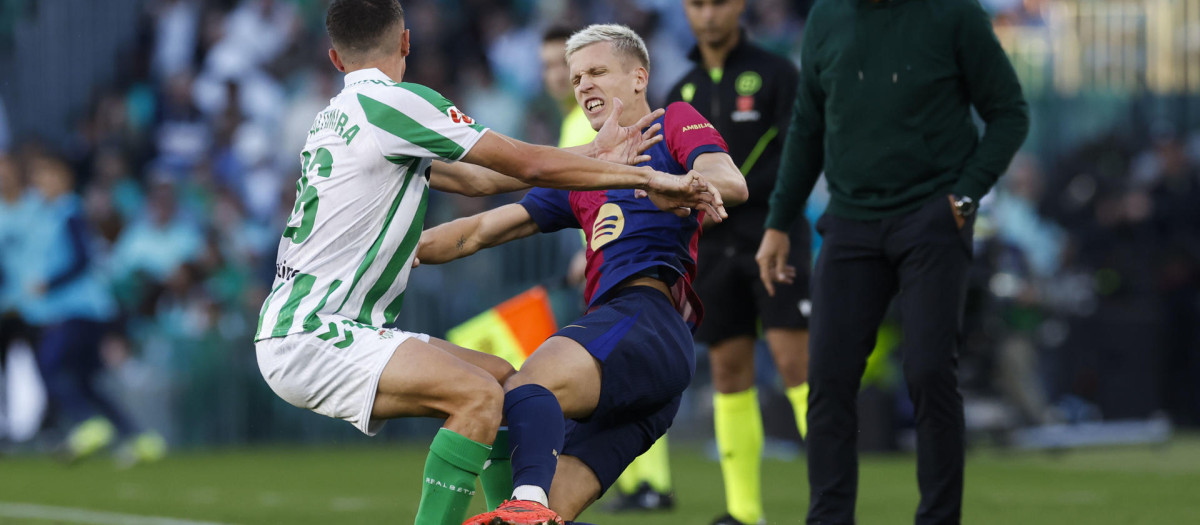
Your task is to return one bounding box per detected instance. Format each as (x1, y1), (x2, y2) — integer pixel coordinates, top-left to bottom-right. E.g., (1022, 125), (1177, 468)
(344, 67), (391, 87)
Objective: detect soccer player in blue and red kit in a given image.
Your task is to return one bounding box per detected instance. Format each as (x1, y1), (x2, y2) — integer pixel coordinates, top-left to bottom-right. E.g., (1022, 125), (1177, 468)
(418, 24), (748, 525)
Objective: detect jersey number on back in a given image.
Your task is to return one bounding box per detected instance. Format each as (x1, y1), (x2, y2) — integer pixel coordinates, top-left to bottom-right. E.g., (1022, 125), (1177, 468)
(284, 147), (334, 244)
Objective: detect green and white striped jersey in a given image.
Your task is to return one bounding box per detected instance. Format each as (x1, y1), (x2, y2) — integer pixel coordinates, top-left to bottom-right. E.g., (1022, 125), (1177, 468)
(255, 68), (487, 341)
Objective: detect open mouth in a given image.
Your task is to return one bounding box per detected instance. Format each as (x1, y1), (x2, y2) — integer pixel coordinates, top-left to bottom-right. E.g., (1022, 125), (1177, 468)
(585, 97), (605, 114)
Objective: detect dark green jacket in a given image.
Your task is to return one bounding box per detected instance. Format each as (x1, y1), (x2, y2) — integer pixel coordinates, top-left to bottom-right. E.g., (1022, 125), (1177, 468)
(765, 0), (1029, 228)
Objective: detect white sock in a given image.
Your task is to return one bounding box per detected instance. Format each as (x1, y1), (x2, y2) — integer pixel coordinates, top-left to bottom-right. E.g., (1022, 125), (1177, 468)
(511, 485), (548, 506)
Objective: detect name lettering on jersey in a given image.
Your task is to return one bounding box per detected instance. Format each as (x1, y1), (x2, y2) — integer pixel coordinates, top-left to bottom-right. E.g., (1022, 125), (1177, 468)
(309, 108), (361, 145)
(276, 262), (300, 280)
(590, 203), (626, 250)
(350, 79), (401, 88)
(681, 123), (715, 133)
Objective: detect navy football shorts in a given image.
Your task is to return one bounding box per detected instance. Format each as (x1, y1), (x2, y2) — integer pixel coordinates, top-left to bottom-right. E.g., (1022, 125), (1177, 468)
(554, 284), (696, 493)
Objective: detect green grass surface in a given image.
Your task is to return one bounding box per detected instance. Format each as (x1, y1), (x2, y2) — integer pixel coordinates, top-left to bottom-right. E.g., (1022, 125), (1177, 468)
(3, 436), (1200, 524)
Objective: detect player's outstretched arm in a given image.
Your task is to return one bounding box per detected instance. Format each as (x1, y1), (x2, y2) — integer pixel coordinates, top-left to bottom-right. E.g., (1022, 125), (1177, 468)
(692, 151), (749, 206)
(429, 160), (531, 197)
(428, 103), (664, 197)
(417, 204), (540, 265)
(462, 131), (722, 218)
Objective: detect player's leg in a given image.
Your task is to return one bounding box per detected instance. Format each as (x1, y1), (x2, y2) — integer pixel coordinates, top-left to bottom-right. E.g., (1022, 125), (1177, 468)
(760, 223), (813, 440)
(889, 198), (972, 525)
(551, 391), (685, 520)
(708, 336), (765, 525)
(699, 251), (767, 525)
(464, 286), (693, 525)
(373, 336), (506, 525)
(426, 337), (516, 511)
(548, 455), (603, 519)
(35, 320), (115, 460)
(70, 322), (162, 466)
(460, 335), (595, 525)
(633, 436), (672, 505)
(806, 213), (897, 524)
(426, 337), (517, 385)
(502, 335), (602, 505)
(765, 328), (810, 437)
(372, 336), (504, 439)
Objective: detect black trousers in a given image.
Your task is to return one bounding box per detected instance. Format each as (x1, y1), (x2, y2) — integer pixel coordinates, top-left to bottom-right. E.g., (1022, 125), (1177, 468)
(807, 196), (972, 525)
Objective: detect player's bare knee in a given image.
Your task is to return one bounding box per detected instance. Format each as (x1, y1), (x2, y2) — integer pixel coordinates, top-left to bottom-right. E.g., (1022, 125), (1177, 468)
(711, 353), (755, 393)
(446, 371), (504, 424)
(774, 353), (808, 385)
(477, 353), (517, 384)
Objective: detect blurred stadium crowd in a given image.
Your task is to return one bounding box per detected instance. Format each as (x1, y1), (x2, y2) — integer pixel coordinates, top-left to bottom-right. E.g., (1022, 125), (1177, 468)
(0, 0), (1198, 454)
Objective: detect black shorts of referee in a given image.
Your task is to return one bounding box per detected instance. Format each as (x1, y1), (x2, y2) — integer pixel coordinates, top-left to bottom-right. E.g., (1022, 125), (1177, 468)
(694, 219), (811, 345)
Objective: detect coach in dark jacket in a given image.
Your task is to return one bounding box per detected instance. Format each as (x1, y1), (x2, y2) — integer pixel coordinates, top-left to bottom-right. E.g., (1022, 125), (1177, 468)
(755, 0), (1029, 523)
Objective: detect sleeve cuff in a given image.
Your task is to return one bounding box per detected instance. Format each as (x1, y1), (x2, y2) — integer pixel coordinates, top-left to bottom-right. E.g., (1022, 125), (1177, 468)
(686, 145), (728, 171)
(764, 210), (799, 232)
(952, 175), (991, 201)
(517, 201), (552, 233)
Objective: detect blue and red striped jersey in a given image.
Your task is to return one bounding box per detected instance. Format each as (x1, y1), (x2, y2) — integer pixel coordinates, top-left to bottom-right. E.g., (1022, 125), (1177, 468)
(519, 102), (728, 331)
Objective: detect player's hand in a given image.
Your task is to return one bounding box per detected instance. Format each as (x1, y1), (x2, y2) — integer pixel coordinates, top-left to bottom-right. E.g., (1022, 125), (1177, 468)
(592, 97), (664, 165)
(755, 228), (794, 297)
(639, 170), (727, 221)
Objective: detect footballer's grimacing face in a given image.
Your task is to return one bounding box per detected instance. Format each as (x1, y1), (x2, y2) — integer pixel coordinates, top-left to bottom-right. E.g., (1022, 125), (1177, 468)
(568, 41), (648, 130)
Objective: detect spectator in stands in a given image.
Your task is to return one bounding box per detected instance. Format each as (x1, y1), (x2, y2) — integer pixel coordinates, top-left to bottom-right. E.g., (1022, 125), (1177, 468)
(24, 154), (164, 462)
(108, 177), (203, 288)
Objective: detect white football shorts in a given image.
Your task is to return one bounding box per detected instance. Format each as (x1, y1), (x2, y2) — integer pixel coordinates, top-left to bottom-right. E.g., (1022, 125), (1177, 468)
(256, 315), (430, 435)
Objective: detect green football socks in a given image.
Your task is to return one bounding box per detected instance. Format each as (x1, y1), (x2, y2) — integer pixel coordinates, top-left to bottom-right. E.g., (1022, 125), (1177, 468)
(415, 428), (491, 525)
(479, 427), (513, 511)
(714, 388), (764, 525)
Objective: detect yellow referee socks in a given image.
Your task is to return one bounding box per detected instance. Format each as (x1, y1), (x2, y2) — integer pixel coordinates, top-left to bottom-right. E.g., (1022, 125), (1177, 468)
(714, 388), (764, 525)
(639, 435), (672, 494)
(786, 382), (810, 439)
(614, 465), (641, 495)
(614, 435), (673, 495)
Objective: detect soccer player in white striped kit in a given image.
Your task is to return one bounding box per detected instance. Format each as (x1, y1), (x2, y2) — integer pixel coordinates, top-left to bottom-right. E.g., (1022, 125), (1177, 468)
(253, 1), (726, 524)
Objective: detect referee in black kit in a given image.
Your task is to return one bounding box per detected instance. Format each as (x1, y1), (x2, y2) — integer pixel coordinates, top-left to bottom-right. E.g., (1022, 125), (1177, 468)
(755, 0), (1029, 523)
(667, 1), (811, 524)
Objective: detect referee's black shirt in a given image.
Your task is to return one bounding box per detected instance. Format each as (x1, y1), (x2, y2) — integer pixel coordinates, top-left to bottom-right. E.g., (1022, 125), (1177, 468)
(665, 32), (799, 252)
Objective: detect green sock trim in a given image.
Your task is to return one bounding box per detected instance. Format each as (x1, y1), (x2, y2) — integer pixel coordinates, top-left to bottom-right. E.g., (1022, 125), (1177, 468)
(786, 382), (810, 439)
(428, 428), (491, 475)
(480, 428), (512, 511)
(639, 436), (672, 493)
(714, 388), (764, 525)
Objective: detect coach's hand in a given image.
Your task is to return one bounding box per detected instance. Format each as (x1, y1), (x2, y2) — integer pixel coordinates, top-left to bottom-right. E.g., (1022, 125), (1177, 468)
(756, 228), (796, 297)
(640, 170), (726, 220)
(591, 97), (664, 165)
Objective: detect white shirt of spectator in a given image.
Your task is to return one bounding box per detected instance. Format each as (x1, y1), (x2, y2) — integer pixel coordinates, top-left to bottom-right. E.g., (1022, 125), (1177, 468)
(255, 68), (487, 341)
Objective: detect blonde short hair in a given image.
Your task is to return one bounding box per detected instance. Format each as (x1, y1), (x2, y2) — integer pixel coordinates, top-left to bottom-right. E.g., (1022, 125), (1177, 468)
(565, 24), (650, 71)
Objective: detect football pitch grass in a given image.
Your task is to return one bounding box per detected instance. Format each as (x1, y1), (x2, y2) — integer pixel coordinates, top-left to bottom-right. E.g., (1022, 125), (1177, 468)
(3, 436), (1199, 524)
